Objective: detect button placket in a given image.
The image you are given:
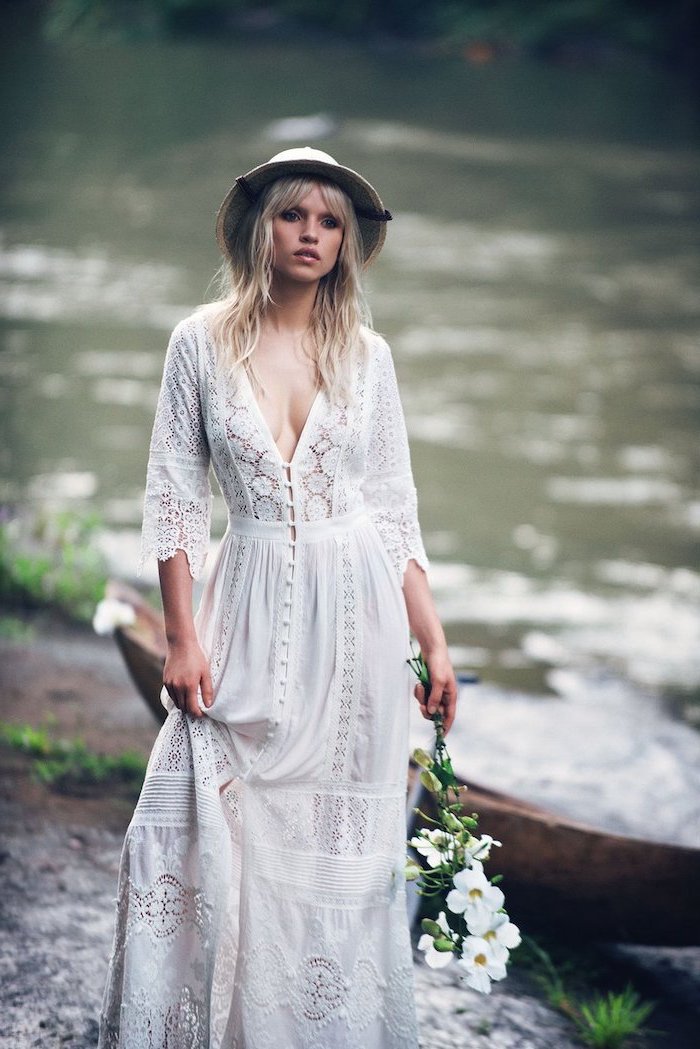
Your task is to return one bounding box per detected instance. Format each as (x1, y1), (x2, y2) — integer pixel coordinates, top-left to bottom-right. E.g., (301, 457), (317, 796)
(275, 461), (296, 731)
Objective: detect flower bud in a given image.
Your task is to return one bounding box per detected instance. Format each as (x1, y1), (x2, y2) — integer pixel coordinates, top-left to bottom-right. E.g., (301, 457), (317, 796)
(419, 769), (442, 793)
(421, 919), (443, 937)
(433, 937), (455, 953)
(404, 862), (421, 881)
(412, 748), (434, 770)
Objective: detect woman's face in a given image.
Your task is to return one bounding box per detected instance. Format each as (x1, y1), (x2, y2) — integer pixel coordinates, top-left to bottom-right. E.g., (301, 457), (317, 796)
(270, 184), (345, 287)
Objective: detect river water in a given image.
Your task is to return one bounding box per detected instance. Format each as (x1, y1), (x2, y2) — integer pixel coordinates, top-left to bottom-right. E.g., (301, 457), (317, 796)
(1, 29), (699, 843)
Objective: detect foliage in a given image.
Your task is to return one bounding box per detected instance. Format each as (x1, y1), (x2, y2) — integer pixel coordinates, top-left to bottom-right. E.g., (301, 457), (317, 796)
(0, 720), (147, 799)
(39, 0), (698, 67)
(0, 506), (109, 623)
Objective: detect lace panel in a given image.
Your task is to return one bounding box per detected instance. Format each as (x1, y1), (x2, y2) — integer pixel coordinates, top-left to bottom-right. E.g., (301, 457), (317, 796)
(222, 376), (286, 521)
(238, 913), (418, 1048)
(296, 397), (349, 520)
(208, 535), (252, 690)
(138, 317), (212, 580)
(323, 535), (363, 779)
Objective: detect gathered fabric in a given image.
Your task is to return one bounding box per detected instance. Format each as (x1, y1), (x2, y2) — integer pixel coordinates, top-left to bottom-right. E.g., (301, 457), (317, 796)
(98, 310), (429, 1048)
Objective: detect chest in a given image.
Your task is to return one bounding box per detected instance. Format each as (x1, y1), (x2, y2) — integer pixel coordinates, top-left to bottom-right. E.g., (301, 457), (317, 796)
(248, 363), (320, 464)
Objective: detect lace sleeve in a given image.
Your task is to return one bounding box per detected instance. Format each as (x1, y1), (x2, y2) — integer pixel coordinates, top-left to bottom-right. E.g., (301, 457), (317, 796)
(137, 318), (212, 581)
(361, 335), (429, 586)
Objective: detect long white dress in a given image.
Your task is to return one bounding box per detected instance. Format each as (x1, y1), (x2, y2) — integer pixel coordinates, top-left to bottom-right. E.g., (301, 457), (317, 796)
(97, 308), (430, 1048)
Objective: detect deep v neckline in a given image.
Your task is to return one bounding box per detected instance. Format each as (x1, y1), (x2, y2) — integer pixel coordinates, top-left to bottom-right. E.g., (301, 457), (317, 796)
(241, 365), (324, 467)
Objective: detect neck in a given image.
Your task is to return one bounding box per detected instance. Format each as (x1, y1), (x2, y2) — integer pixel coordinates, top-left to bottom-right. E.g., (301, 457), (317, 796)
(265, 274), (318, 334)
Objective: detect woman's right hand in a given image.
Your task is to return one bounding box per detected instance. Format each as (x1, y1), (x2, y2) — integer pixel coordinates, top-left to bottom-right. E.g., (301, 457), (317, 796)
(162, 637), (214, 719)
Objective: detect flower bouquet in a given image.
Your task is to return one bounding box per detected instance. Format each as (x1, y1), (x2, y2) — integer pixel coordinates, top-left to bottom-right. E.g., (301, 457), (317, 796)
(405, 648), (521, 994)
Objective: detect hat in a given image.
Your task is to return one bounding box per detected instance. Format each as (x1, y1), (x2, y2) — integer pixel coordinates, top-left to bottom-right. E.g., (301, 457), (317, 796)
(215, 146), (392, 267)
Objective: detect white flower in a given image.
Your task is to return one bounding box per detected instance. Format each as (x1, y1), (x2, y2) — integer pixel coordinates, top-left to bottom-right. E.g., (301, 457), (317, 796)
(417, 912), (454, 969)
(92, 597), (136, 635)
(470, 910), (522, 959)
(457, 935), (507, 994)
(409, 828), (456, 869)
(464, 834), (502, 865)
(446, 861), (505, 932)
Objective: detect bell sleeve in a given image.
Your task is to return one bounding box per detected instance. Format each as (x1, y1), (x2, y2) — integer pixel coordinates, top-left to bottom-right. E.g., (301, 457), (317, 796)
(361, 335), (430, 586)
(137, 318), (213, 581)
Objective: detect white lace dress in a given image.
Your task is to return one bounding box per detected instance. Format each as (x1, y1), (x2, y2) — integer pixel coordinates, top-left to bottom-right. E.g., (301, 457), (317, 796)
(97, 309), (430, 1049)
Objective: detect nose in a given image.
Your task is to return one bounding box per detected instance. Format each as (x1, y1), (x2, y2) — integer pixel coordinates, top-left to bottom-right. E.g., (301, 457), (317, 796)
(299, 222), (319, 242)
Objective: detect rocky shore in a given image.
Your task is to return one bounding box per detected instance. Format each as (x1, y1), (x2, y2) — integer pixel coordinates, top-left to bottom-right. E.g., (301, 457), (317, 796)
(1, 614), (698, 1048)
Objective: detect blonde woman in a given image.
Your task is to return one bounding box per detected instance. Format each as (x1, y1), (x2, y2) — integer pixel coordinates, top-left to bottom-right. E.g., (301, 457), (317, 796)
(98, 147), (458, 1048)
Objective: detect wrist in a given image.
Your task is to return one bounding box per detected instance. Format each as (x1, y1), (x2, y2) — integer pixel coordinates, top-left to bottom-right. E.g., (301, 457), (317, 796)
(165, 627), (198, 647)
(413, 634), (448, 659)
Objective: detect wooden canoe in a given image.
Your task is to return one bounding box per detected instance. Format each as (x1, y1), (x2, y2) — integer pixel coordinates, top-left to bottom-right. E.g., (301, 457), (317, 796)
(106, 578), (700, 946)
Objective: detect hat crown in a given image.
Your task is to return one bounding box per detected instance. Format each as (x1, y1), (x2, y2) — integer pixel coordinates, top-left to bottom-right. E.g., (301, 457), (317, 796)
(267, 146), (339, 167)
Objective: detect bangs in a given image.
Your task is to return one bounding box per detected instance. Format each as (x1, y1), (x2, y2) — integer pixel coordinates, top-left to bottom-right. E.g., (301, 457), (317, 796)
(262, 175), (354, 227)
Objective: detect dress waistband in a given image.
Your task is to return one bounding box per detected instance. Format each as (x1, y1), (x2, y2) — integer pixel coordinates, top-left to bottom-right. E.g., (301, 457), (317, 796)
(227, 507), (372, 543)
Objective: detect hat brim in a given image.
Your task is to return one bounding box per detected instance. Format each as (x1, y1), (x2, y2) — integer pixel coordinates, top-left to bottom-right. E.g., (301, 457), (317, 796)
(215, 157), (390, 267)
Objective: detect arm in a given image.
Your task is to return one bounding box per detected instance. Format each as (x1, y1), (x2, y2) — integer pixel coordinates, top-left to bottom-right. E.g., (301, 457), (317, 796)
(402, 559), (458, 734)
(362, 336), (458, 733)
(138, 317), (214, 718)
(158, 550), (213, 718)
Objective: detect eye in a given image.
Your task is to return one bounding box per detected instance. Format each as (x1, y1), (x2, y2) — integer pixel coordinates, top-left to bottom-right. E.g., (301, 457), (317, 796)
(280, 209), (300, 222)
(322, 216), (340, 229)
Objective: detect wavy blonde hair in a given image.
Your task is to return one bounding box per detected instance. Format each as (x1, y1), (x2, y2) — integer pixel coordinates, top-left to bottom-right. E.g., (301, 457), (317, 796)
(201, 175), (374, 405)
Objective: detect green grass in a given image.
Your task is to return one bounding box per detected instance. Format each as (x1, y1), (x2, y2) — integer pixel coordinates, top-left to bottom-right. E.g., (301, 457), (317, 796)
(0, 721), (147, 799)
(516, 936), (655, 1048)
(0, 506), (109, 623)
(576, 985), (655, 1049)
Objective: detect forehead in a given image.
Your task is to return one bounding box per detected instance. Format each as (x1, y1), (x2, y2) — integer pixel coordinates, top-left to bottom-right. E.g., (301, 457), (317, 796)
(293, 182), (342, 213)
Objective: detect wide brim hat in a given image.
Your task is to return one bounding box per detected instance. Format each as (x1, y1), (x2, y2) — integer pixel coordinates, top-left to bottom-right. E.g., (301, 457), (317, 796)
(215, 146), (392, 268)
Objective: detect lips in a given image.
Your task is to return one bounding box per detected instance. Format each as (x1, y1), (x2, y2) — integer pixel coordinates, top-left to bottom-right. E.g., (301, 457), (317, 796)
(294, 249), (320, 260)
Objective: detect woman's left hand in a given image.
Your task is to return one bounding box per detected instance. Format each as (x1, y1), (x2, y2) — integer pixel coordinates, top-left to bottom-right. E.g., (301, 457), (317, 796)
(413, 646), (458, 734)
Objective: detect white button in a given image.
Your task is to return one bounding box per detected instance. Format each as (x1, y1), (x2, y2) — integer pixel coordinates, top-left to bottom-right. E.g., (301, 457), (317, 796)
(281, 656), (288, 665)
(284, 596), (292, 606)
(286, 498), (294, 507)
(288, 538), (296, 546)
(282, 618), (290, 627)
(283, 477), (292, 486)
(274, 716), (281, 726)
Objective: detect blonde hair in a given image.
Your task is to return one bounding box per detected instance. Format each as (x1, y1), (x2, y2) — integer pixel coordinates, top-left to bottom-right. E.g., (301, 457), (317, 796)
(201, 175), (374, 405)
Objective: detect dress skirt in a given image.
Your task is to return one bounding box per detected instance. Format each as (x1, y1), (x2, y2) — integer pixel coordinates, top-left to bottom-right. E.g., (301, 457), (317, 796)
(98, 507), (420, 1048)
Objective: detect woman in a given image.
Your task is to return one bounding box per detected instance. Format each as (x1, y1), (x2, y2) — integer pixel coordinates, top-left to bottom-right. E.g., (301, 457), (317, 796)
(98, 146), (458, 1049)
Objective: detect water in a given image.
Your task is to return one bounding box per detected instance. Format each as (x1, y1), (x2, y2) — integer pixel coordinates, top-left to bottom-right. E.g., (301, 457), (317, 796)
(1, 29), (699, 841)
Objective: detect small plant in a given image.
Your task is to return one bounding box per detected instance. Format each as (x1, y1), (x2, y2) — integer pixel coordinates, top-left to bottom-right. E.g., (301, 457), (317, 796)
(576, 985), (654, 1049)
(0, 505), (109, 623)
(0, 614), (37, 641)
(0, 720), (147, 799)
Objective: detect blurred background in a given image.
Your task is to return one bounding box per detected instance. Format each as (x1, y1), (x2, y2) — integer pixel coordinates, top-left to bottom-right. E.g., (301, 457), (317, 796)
(1, 0), (699, 842)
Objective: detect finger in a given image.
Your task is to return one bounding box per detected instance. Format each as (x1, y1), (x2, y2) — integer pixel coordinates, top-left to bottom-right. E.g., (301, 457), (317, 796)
(165, 683), (182, 712)
(443, 681), (459, 734)
(201, 668), (214, 708)
(414, 683), (431, 719)
(186, 685), (203, 718)
(427, 678), (447, 715)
